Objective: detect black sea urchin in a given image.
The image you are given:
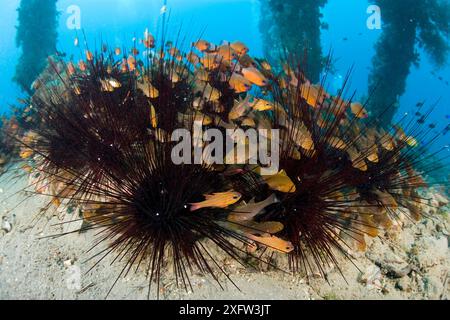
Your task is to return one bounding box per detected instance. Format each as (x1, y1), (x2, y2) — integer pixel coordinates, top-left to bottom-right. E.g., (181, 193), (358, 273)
(14, 40), (267, 297)
(74, 141), (251, 297)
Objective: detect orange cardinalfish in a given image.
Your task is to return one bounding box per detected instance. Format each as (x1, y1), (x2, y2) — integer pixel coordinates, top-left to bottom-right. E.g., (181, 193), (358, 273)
(137, 77), (159, 98)
(262, 169), (297, 193)
(300, 83), (327, 108)
(350, 102), (369, 119)
(189, 190), (242, 211)
(127, 56), (137, 71)
(78, 60), (87, 72)
(229, 73), (252, 93)
(193, 39), (211, 52)
(229, 41), (249, 56)
(66, 62), (76, 76)
(259, 60), (272, 71)
(19, 149), (33, 159)
(241, 67), (268, 86)
(252, 99), (274, 111)
(201, 53), (221, 70)
(143, 28), (155, 48)
(187, 51), (201, 65)
(85, 50), (94, 61)
(247, 234), (294, 253)
(217, 45), (237, 61)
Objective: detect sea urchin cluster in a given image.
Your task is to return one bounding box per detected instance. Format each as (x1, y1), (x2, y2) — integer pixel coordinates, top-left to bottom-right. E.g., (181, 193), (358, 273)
(12, 30), (447, 296)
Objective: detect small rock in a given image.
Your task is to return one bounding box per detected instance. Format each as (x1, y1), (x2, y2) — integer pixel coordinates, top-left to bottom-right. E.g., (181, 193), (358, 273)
(434, 193), (449, 206)
(358, 265), (381, 286)
(423, 204), (437, 215)
(1, 218), (12, 233)
(381, 285), (390, 295)
(395, 277), (411, 291)
(422, 219), (435, 233)
(367, 248), (410, 279)
(398, 229), (415, 252)
(429, 197), (439, 208)
(63, 259), (73, 268)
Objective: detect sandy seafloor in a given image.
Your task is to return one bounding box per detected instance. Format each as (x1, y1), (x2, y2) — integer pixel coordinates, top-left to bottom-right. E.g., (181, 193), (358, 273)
(0, 165), (449, 300)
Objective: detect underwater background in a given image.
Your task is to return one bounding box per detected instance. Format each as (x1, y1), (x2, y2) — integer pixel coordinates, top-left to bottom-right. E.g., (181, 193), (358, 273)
(0, 1), (449, 300)
(0, 0), (449, 146)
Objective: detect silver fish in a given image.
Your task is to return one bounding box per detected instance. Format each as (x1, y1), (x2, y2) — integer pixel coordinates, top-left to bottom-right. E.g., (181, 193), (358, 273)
(229, 95), (252, 121)
(228, 193), (278, 222)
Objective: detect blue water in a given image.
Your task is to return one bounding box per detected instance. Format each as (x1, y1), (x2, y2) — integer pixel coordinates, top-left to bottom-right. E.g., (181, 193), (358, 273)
(0, 0), (449, 145)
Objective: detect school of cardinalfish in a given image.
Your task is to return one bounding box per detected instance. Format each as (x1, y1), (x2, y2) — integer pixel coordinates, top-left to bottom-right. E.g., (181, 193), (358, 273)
(18, 30), (437, 260)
